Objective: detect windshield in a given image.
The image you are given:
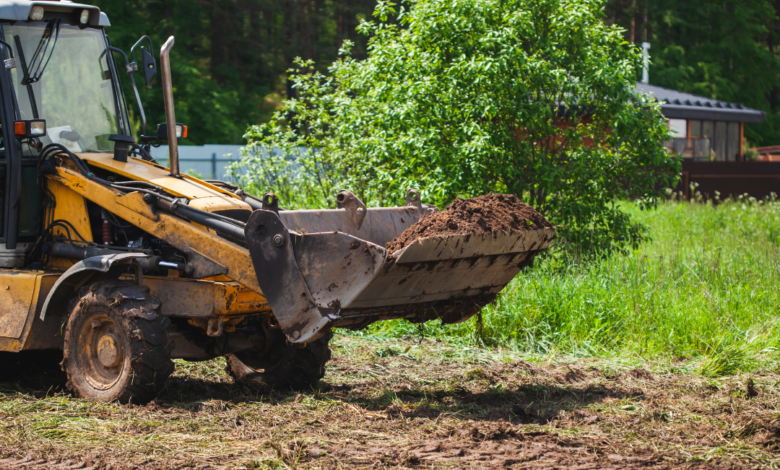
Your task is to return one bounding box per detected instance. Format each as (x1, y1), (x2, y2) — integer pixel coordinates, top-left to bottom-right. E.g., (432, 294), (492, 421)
(3, 22), (124, 152)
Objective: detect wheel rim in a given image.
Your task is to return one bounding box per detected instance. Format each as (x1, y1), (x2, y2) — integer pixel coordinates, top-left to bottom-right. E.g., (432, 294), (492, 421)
(75, 312), (126, 390)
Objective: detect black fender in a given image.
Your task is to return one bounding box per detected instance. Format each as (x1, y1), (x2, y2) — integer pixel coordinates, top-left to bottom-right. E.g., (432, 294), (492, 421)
(39, 253), (151, 321)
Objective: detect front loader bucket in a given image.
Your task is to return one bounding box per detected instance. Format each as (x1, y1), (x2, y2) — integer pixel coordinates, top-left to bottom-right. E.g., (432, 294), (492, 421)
(245, 196), (555, 343)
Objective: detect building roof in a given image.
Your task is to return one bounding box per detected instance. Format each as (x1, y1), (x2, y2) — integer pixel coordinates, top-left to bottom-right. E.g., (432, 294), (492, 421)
(635, 82), (765, 123)
(0, 1), (109, 27)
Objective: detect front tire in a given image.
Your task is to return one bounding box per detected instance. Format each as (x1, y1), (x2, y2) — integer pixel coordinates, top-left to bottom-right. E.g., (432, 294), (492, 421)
(226, 328), (333, 391)
(62, 281), (174, 404)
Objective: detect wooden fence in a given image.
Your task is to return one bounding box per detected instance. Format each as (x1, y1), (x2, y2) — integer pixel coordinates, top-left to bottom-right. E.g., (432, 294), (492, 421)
(678, 161), (780, 200)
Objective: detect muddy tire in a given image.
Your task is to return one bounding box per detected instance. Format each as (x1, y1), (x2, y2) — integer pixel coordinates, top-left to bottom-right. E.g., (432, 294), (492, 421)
(226, 329), (333, 391)
(62, 280), (174, 404)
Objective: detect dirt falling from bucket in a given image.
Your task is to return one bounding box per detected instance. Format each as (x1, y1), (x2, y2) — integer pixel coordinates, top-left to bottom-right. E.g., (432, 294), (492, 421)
(385, 194), (552, 254)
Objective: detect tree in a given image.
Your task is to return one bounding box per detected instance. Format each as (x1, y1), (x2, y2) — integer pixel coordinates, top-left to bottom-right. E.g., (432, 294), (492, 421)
(91, 0), (378, 145)
(233, 0), (678, 254)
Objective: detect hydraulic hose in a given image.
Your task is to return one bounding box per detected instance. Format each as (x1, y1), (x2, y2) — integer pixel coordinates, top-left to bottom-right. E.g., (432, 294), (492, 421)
(155, 198), (246, 243)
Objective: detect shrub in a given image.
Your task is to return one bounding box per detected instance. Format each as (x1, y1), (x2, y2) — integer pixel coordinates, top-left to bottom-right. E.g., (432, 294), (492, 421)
(230, 0), (679, 254)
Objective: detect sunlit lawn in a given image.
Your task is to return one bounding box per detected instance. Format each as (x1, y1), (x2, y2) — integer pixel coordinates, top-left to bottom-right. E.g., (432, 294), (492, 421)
(363, 196), (780, 376)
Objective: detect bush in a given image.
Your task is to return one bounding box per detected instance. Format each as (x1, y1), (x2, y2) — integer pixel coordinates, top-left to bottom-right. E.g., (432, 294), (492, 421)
(230, 0), (679, 254)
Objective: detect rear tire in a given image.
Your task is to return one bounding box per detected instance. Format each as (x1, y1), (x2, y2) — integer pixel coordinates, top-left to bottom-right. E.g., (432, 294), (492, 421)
(226, 328), (332, 391)
(62, 281), (174, 404)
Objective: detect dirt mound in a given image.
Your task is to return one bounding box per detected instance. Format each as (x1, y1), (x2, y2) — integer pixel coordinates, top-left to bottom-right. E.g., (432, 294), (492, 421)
(385, 194), (552, 253)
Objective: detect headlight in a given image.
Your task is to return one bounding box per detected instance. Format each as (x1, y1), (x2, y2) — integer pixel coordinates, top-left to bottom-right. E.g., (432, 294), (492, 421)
(30, 121), (46, 136)
(156, 122), (188, 141)
(29, 5), (44, 21)
(14, 119), (47, 138)
(79, 9), (90, 25)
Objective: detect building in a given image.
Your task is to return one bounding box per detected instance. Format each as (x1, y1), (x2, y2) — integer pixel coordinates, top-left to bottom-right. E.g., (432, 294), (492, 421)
(636, 82), (765, 161)
(635, 82), (778, 199)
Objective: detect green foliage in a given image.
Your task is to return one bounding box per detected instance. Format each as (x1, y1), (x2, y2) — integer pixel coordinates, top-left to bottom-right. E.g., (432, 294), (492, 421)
(650, 0), (779, 146)
(89, 1), (780, 148)
(90, 0), (377, 144)
(360, 197), (780, 374)
(233, 0), (677, 253)
(229, 65), (344, 208)
(184, 168), (204, 179)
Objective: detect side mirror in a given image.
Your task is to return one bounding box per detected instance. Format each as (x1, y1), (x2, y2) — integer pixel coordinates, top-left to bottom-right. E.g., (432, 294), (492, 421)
(156, 123), (187, 141)
(131, 36), (156, 88)
(141, 47), (156, 88)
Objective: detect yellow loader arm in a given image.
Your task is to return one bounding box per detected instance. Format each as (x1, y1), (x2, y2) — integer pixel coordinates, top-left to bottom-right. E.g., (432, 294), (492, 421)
(48, 165), (335, 342)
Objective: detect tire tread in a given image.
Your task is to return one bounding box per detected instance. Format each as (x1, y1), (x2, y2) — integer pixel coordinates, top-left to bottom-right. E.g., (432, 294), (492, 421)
(63, 280), (174, 404)
(226, 329), (333, 391)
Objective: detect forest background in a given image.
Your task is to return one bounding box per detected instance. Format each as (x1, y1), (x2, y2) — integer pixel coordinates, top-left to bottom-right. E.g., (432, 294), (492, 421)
(94, 0), (780, 147)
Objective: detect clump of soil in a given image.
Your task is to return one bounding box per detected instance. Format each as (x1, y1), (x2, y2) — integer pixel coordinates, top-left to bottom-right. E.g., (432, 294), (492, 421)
(385, 194), (552, 253)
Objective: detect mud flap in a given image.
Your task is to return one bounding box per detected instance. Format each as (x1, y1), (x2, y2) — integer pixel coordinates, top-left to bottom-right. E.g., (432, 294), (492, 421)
(39, 253), (151, 321)
(245, 210), (336, 343)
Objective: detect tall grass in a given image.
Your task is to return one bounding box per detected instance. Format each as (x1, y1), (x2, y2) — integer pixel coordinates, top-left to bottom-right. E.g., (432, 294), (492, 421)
(360, 197), (780, 373)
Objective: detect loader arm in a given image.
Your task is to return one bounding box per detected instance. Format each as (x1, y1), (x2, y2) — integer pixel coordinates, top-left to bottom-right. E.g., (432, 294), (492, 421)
(49, 166), (258, 289)
(48, 162), (342, 343)
(47, 166), (334, 343)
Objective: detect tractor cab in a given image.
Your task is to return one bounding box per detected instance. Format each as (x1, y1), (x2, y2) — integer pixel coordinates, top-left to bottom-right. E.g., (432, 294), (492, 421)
(0, 1), (152, 255)
(6, 18), (128, 154)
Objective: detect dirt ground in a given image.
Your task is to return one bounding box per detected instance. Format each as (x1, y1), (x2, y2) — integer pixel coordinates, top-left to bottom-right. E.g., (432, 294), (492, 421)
(0, 335), (778, 469)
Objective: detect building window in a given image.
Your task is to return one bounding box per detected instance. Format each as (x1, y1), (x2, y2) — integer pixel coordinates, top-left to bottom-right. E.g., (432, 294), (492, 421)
(688, 120), (741, 161)
(727, 122), (739, 162)
(669, 119), (687, 137)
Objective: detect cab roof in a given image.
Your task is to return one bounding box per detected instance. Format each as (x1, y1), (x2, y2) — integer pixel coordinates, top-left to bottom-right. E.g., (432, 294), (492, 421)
(0, 1), (109, 26)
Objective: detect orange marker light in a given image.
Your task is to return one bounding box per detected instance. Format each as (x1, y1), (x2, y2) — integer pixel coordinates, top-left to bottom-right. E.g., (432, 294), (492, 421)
(14, 122), (25, 136)
(181, 125), (188, 139)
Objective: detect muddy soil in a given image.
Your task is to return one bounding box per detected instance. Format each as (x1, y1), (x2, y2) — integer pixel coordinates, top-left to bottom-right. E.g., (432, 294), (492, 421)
(0, 337), (777, 469)
(385, 194), (552, 253)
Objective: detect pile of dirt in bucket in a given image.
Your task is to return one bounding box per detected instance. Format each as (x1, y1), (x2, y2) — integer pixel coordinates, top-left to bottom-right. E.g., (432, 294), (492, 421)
(385, 193), (552, 253)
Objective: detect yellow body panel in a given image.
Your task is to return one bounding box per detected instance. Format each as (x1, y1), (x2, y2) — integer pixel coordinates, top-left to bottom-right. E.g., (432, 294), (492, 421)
(0, 271), (38, 338)
(78, 153), (250, 215)
(0, 271), (60, 352)
(144, 277), (271, 317)
(47, 179), (93, 242)
(43, 179), (92, 271)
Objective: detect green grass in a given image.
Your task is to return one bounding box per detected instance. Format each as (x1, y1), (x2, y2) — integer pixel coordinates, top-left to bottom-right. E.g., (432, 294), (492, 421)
(360, 197), (780, 375)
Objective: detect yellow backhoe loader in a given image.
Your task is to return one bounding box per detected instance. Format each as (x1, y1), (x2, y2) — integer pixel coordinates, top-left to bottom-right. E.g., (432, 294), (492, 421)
(0, 0), (555, 403)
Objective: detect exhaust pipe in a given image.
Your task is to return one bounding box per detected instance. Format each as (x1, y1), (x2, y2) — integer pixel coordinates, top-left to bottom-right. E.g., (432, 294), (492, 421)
(160, 36), (179, 178)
